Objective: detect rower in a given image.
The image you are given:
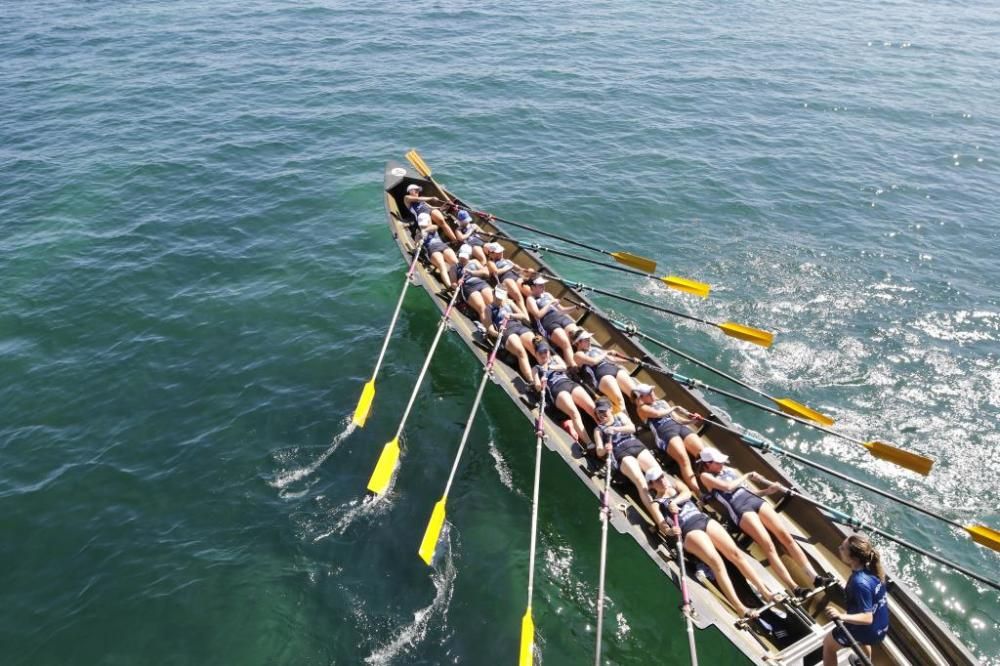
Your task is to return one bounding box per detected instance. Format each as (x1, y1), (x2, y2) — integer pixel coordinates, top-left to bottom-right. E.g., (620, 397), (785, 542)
(646, 467), (784, 620)
(571, 329), (636, 412)
(593, 398), (669, 533)
(632, 383), (704, 494)
(532, 341), (595, 445)
(418, 213), (459, 289)
(488, 287), (536, 382)
(484, 242), (533, 310)
(453, 210), (488, 263)
(454, 244), (494, 330)
(697, 447), (832, 596)
(525, 276), (582, 368)
(823, 535), (889, 666)
(405, 183), (455, 242)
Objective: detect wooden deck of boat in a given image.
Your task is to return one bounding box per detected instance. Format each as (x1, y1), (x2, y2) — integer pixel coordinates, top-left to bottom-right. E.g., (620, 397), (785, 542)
(380, 161), (976, 666)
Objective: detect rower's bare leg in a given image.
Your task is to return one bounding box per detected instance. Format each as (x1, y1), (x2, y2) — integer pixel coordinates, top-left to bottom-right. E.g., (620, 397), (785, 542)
(556, 392), (590, 444)
(431, 209), (456, 242)
(519, 332), (537, 362)
(442, 248), (459, 266)
(759, 504), (819, 581)
(506, 336), (533, 382)
(667, 436), (700, 494)
(502, 278), (526, 309)
(620, 455), (666, 528)
(599, 375), (626, 413)
(683, 530), (750, 617)
(550, 328), (575, 367)
(708, 521), (780, 602)
(821, 632), (840, 666)
(431, 252), (452, 288)
(740, 512), (798, 590)
(472, 246), (488, 264)
(571, 386), (596, 419)
(615, 372), (637, 405)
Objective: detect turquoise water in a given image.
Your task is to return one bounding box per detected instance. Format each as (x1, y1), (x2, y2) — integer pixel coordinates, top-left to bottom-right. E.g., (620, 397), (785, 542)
(2, 1), (998, 664)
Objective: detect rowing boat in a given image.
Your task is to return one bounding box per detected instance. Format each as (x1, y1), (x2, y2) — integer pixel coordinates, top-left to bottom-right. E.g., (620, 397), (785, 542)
(379, 160), (978, 665)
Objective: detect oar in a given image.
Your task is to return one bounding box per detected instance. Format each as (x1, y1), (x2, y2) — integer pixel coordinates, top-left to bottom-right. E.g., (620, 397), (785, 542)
(481, 231), (710, 299)
(705, 419), (1000, 563)
(366, 279), (465, 496)
(832, 617), (874, 666)
(610, 319), (833, 425)
(418, 320), (508, 565)
(786, 487), (1000, 594)
(519, 380), (547, 666)
(352, 245), (424, 427)
(403, 151), (709, 298)
(593, 453), (613, 666)
(673, 513), (700, 666)
(621, 347), (932, 475)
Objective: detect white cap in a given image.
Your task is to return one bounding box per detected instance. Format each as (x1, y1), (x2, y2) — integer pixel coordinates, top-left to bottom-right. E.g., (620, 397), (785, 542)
(485, 242), (504, 254)
(698, 447), (730, 464)
(530, 277), (548, 286)
(645, 467), (664, 483)
(458, 244), (473, 258)
(633, 383), (655, 397)
(417, 212), (432, 228)
(494, 287), (508, 301)
(407, 183), (421, 192)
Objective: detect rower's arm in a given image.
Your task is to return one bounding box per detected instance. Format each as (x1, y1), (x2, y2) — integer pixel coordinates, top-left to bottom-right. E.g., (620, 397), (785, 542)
(699, 470), (752, 493)
(525, 296), (544, 320)
(841, 611), (874, 626)
(670, 478), (692, 505)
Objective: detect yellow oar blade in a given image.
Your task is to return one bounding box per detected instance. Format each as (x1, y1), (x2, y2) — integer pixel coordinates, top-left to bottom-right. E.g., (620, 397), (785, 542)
(352, 379), (376, 428)
(965, 524), (1000, 552)
(610, 251), (656, 273)
(773, 397), (835, 427)
(406, 149), (431, 177)
(519, 607), (534, 666)
(661, 275), (711, 299)
(862, 440), (934, 476)
(718, 322), (774, 348)
(418, 499), (448, 566)
(367, 437), (401, 495)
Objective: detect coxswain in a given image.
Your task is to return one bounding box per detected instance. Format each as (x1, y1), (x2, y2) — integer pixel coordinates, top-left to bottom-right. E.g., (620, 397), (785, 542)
(405, 183), (455, 242)
(822, 534), (889, 666)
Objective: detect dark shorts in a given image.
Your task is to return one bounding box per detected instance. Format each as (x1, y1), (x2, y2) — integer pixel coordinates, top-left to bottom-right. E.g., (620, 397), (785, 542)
(680, 513), (710, 537)
(612, 437), (646, 462)
(727, 492), (765, 524)
(593, 361), (620, 382)
(426, 239), (448, 255)
(466, 235), (485, 247)
(548, 378), (578, 399)
(461, 279), (489, 300)
(653, 419), (694, 447)
(833, 623), (888, 647)
(498, 270), (520, 284)
(541, 311), (573, 334)
(501, 322), (531, 346)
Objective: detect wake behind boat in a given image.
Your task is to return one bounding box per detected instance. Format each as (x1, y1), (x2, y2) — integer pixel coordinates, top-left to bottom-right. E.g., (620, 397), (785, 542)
(371, 157), (981, 665)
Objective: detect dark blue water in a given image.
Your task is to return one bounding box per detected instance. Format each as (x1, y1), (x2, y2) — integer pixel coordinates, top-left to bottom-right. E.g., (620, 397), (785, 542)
(2, 1), (998, 664)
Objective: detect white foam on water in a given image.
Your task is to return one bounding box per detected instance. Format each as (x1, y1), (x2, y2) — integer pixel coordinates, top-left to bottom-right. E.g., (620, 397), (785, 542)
(270, 417), (356, 490)
(487, 432), (521, 496)
(364, 534), (457, 665)
(313, 490), (393, 543)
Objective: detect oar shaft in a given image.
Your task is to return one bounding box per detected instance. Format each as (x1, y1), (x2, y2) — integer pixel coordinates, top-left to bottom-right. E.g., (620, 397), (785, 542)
(525, 385), (547, 611)
(371, 246), (424, 380)
(731, 428), (963, 532)
(440, 323), (507, 499)
(594, 459), (612, 666)
(456, 203), (608, 258)
(577, 283), (711, 327)
(391, 281), (465, 440)
(790, 492), (1000, 593)
(674, 513), (699, 666)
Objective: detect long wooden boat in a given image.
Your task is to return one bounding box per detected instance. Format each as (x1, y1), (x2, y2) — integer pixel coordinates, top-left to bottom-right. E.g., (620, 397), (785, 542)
(380, 160), (978, 665)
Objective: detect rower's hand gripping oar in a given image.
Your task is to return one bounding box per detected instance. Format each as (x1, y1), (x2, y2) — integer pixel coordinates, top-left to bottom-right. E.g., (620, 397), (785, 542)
(593, 450), (613, 666)
(352, 245), (424, 427)
(672, 512), (700, 666)
(478, 215), (711, 299)
(418, 319), (509, 565)
(403, 149), (710, 298)
(519, 378), (547, 666)
(611, 319), (834, 425)
(702, 419), (1000, 571)
(366, 278), (466, 496)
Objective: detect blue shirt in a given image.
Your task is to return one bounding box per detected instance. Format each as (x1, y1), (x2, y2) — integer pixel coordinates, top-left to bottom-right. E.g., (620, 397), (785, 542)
(845, 569), (889, 643)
